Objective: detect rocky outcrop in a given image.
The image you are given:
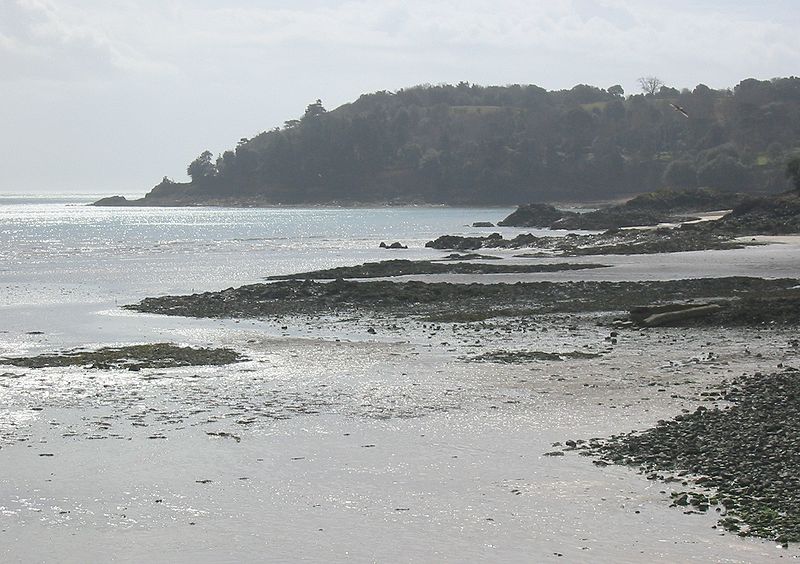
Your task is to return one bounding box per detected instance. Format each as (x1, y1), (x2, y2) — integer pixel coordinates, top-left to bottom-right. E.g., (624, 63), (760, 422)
(702, 192), (800, 235)
(265, 259), (607, 280)
(93, 195), (135, 206)
(1, 343), (243, 370)
(125, 276), (799, 324)
(497, 204), (572, 227)
(499, 189), (752, 231)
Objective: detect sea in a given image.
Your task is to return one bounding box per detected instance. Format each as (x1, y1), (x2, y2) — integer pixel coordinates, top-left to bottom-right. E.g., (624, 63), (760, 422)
(0, 194), (518, 353)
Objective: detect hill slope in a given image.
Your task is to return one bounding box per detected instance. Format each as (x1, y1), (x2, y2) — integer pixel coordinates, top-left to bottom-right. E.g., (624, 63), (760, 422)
(97, 78), (800, 206)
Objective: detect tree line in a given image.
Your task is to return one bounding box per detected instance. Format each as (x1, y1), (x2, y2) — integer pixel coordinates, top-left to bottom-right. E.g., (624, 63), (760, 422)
(147, 78), (800, 204)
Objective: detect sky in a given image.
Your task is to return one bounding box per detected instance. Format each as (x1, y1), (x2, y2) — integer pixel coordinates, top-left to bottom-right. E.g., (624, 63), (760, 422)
(2, 0), (799, 195)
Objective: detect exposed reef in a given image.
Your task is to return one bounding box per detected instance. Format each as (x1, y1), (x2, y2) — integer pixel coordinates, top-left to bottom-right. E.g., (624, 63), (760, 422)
(266, 259), (608, 280)
(125, 277), (800, 326)
(1, 344), (243, 370)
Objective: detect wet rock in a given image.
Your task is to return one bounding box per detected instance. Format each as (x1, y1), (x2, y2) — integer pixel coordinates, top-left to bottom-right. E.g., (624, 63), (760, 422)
(92, 195), (132, 206)
(382, 241), (407, 249)
(1, 343), (243, 370)
(426, 228), (750, 256)
(125, 277), (800, 327)
(581, 370), (800, 543)
(466, 350), (601, 363)
(631, 303), (725, 327)
(266, 259), (607, 281)
(498, 204), (573, 228)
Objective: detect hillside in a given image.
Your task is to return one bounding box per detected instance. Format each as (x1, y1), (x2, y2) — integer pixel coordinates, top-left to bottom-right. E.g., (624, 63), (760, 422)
(96, 78), (800, 206)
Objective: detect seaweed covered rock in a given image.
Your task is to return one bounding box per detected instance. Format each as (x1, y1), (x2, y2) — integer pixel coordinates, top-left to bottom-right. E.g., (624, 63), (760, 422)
(709, 192), (800, 235)
(1, 343), (243, 370)
(584, 370), (800, 543)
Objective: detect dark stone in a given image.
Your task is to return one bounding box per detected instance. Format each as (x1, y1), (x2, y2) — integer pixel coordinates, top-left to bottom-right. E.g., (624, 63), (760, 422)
(91, 195), (132, 207)
(498, 204), (573, 227)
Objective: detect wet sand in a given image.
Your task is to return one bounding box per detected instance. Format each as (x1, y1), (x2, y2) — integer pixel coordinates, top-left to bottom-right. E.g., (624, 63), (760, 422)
(2, 238), (800, 562)
(2, 313), (799, 561)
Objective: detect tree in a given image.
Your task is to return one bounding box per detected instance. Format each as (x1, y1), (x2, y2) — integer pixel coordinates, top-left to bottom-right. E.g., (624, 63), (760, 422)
(662, 160), (697, 189)
(658, 85), (680, 98)
(303, 99), (327, 121)
(638, 76), (664, 96)
(787, 156), (800, 191)
(608, 84), (624, 97)
(697, 154), (750, 190)
(187, 150), (217, 182)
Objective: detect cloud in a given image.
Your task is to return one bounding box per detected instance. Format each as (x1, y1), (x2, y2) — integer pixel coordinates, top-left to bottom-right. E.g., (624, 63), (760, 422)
(0, 0), (170, 82)
(3, 0), (798, 88)
(126, 0), (799, 88)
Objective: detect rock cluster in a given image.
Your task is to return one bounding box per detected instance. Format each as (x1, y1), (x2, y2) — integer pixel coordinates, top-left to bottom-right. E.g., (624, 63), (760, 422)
(425, 228), (748, 256)
(579, 370), (800, 544)
(688, 191), (800, 235)
(628, 287), (800, 327)
(466, 350), (601, 363)
(266, 259), (607, 280)
(497, 204), (571, 227)
(498, 189), (749, 230)
(126, 277), (798, 323)
(1, 343), (242, 370)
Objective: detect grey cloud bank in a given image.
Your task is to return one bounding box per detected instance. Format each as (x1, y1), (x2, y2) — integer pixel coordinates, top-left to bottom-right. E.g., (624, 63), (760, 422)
(2, 0), (799, 193)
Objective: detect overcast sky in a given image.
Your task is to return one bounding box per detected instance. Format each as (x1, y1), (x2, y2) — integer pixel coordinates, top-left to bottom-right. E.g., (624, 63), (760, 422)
(2, 0), (799, 194)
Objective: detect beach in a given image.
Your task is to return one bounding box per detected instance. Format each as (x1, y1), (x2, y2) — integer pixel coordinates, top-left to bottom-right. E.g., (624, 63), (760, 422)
(1, 197), (799, 562)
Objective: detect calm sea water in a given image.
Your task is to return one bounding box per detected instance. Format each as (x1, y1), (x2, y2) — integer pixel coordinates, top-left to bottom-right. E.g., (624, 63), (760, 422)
(0, 195), (516, 302)
(0, 195), (520, 352)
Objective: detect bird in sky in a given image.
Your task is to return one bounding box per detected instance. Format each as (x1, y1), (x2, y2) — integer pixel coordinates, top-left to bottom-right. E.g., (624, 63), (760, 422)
(670, 103), (689, 118)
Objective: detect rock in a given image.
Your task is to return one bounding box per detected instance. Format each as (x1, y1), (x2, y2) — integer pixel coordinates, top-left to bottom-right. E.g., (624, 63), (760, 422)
(498, 204), (573, 227)
(472, 221), (495, 227)
(386, 241), (408, 249)
(2, 343), (243, 370)
(91, 195), (132, 207)
(580, 369), (800, 543)
(630, 303), (724, 327)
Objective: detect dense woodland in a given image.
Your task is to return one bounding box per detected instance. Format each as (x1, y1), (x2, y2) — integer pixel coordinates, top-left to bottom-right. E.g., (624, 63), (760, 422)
(145, 77), (800, 205)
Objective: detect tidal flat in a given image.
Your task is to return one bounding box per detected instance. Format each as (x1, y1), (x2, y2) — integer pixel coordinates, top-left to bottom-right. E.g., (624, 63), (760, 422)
(2, 201), (799, 562)
(2, 313), (798, 562)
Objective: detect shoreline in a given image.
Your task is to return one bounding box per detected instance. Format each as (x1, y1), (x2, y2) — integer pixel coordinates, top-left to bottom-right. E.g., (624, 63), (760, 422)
(2, 199), (800, 560)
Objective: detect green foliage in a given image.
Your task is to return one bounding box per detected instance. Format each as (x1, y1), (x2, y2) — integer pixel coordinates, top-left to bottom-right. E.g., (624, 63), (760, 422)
(698, 154), (750, 191)
(787, 156), (800, 191)
(159, 79), (800, 204)
(662, 160), (698, 189)
(186, 150), (216, 182)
